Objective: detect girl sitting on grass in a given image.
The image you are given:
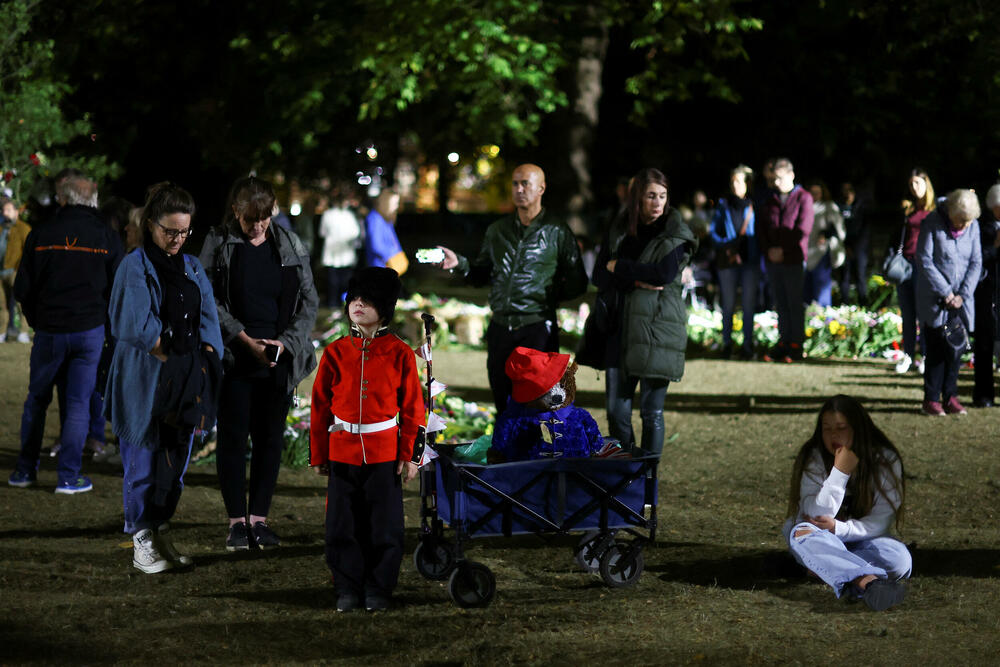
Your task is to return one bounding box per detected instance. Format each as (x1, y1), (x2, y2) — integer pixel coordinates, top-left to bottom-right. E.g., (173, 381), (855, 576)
(784, 395), (911, 611)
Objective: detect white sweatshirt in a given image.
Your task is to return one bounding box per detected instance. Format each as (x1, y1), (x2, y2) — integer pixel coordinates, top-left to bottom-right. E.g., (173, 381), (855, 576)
(795, 447), (902, 542)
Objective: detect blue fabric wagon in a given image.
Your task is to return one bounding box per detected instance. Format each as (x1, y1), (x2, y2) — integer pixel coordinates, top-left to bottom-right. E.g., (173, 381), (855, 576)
(414, 446), (659, 607)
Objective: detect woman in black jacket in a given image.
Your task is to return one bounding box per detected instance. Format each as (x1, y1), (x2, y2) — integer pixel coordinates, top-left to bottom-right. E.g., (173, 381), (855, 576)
(199, 177), (319, 551)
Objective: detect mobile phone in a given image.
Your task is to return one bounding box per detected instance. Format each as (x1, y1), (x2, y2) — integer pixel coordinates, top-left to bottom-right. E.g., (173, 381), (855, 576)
(416, 247), (445, 264)
(264, 343), (281, 362)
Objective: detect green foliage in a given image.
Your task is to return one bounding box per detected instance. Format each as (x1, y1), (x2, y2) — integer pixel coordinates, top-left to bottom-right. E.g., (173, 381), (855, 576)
(0, 0), (118, 200)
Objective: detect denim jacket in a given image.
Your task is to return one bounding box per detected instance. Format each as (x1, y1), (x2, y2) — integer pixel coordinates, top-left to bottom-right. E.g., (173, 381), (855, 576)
(105, 249), (224, 448)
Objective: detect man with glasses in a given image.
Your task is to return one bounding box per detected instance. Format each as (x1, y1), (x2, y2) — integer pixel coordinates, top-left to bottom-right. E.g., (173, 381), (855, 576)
(7, 174), (123, 493)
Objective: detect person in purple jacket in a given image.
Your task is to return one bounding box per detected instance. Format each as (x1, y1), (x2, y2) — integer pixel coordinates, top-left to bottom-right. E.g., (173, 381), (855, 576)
(760, 158), (814, 362)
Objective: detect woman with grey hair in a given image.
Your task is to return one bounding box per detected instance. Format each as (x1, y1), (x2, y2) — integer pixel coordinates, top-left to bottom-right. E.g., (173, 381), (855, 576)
(916, 189), (982, 416)
(971, 185), (1000, 407)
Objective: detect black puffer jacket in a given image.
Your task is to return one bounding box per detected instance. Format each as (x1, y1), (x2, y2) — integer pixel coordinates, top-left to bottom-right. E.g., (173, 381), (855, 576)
(455, 209), (587, 328)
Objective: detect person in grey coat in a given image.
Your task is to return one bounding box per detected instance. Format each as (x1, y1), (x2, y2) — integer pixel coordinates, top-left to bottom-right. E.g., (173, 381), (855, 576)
(199, 176), (319, 551)
(916, 189), (982, 416)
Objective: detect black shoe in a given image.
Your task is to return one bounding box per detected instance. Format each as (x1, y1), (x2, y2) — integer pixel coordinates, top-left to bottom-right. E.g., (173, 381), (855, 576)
(738, 348), (756, 361)
(337, 594), (361, 613)
(972, 397), (995, 408)
(226, 522), (250, 551)
(862, 579), (906, 611)
(251, 521), (280, 549)
(365, 595), (389, 612)
(785, 343), (803, 362)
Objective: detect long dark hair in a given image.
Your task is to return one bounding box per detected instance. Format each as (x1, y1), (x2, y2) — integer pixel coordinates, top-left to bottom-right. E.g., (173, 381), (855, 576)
(224, 176), (276, 227)
(786, 395), (906, 530)
(625, 168), (669, 237)
(141, 182), (195, 231)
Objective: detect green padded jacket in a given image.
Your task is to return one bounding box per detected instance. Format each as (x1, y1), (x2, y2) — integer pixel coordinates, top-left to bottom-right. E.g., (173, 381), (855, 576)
(621, 215), (697, 381)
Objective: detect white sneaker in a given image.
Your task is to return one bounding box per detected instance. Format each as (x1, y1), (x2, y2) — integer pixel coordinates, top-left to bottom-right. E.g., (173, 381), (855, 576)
(916, 357), (925, 375)
(0, 333), (7, 343)
(156, 523), (193, 566)
(132, 528), (173, 574)
(16, 332), (30, 343)
(894, 354), (912, 374)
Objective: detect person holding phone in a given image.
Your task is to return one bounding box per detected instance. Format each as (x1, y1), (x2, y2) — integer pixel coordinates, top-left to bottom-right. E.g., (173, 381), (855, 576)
(200, 176), (319, 551)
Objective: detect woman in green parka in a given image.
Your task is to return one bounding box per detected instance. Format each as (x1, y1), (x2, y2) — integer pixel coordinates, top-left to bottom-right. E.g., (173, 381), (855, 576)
(591, 168), (697, 456)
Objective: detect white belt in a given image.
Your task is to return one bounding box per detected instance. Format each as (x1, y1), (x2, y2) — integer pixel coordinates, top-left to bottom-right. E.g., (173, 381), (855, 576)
(329, 416), (398, 435)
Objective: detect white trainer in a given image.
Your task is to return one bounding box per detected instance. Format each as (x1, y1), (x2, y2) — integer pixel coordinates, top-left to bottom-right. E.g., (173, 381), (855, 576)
(894, 354), (912, 374)
(16, 332), (30, 343)
(915, 357), (925, 375)
(133, 528), (173, 574)
(156, 524), (193, 566)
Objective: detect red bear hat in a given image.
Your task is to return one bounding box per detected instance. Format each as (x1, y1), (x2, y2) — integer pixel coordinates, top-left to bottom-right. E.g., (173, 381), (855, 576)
(505, 347), (571, 403)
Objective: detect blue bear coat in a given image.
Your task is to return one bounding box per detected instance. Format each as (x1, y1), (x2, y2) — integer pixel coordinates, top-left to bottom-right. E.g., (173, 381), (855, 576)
(491, 402), (603, 461)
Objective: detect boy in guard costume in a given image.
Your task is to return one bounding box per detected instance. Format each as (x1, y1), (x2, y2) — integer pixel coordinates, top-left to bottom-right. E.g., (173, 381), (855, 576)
(310, 267), (425, 612)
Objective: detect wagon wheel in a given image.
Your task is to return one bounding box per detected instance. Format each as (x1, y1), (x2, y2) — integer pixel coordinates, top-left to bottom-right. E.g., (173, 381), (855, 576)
(598, 542), (644, 588)
(447, 561), (496, 608)
(574, 530), (611, 573)
(413, 539), (456, 581)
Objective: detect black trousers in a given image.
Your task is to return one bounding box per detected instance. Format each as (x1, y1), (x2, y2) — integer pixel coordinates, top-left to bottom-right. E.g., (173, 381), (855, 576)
(485, 319), (560, 413)
(215, 371), (292, 519)
(923, 324), (960, 403)
(972, 281), (996, 403)
(325, 461), (403, 598)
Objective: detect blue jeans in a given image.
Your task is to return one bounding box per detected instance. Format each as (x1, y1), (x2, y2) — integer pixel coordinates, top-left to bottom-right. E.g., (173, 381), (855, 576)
(15, 325), (104, 485)
(605, 366), (668, 456)
(766, 263), (805, 345)
(785, 520), (912, 598)
(717, 264), (760, 352)
(120, 428), (194, 534)
(804, 253), (833, 307)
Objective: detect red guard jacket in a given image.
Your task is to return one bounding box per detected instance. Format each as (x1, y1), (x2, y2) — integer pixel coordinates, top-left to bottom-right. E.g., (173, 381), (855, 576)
(310, 329), (425, 466)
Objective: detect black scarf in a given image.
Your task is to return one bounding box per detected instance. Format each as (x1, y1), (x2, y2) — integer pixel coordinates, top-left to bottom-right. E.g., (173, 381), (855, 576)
(144, 237), (201, 355)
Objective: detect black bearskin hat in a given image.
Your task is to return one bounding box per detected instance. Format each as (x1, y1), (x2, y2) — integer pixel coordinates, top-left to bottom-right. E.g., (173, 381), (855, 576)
(344, 266), (402, 324)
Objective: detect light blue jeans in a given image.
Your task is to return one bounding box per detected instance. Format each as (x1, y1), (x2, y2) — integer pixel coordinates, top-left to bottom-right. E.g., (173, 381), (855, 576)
(784, 520), (912, 598)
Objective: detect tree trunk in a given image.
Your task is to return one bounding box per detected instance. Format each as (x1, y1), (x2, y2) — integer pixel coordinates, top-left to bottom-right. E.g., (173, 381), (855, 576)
(565, 20), (609, 237)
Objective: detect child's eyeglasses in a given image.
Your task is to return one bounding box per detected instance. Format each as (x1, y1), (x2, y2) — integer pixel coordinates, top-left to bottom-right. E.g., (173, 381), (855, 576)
(154, 220), (193, 240)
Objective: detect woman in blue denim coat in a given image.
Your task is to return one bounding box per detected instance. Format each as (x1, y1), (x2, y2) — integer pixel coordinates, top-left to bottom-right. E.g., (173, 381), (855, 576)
(916, 189), (982, 416)
(105, 183), (224, 574)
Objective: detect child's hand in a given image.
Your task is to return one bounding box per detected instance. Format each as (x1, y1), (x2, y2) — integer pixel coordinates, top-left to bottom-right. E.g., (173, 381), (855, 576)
(315, 463), (330, 476)
(807, 515), (837, 532)
(833, 446), (859, 475)
(397, 460), (418, 483)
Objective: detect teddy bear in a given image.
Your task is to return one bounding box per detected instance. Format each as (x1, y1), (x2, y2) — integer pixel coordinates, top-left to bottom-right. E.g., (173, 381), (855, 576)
(487, 346), (605, 463)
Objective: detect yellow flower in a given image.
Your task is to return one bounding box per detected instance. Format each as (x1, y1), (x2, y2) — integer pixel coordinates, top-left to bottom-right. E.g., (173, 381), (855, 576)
(805, 326), (815, 338)
(828, 321), (843, 335)
(872, 275), (887, 286)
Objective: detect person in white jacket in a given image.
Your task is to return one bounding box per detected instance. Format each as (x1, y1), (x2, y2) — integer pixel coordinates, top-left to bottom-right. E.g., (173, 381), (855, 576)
(784, 394), (910, 611)
(319, 195), (362, 309)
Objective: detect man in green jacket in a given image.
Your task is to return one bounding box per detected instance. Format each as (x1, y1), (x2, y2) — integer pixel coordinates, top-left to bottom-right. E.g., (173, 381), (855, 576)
(440, 164), (588, 412)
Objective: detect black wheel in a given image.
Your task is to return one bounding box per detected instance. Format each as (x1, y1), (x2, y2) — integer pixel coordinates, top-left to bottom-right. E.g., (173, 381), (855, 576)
(574, 530), (606, 573)
(413, 539), (456, 580)
(447, 561), (496, 608)
(598, 542), (644, 588)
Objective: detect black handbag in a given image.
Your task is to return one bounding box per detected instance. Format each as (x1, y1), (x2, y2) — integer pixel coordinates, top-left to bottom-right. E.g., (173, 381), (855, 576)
(882, 224), (912, 284)
(943, 310), (969, 356)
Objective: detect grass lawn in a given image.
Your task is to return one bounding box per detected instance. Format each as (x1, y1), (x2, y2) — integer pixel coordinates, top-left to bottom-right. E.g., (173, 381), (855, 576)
(1, 341), (998, 665)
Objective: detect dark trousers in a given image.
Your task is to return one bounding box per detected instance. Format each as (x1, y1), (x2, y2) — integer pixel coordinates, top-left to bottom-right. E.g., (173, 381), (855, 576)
(839, 241), (869, 305)
(486, 319), (560, 413)
(215, 372), (292, 519)
(767, 263), (805, 345)
(717, 264), (760, 352)
(973, 281), (997, 403)
(325, 461), (403, 598)
(923, 323), (960, 402)
(326, 265), (354, 308)
(16, 325), (104, 485)
(120, 423), (193, 534)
